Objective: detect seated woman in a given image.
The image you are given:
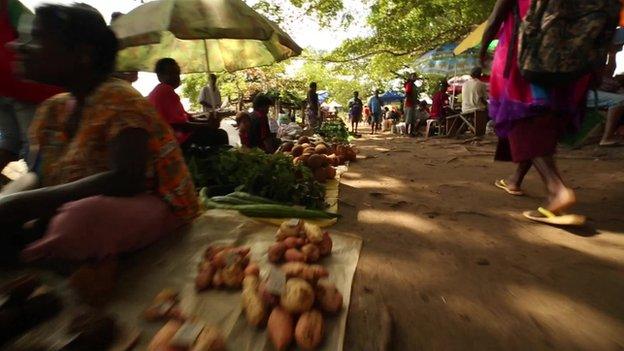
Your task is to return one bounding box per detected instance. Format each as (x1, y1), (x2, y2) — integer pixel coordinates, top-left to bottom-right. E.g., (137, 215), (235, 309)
(148, 58), (228, 151)
(0, 4), (198, 262)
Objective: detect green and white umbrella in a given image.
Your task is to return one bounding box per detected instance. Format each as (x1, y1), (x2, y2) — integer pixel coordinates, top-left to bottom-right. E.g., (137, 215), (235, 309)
(111, 0), (303, 73)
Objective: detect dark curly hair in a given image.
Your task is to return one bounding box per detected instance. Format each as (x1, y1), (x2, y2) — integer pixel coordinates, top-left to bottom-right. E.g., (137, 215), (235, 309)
(35, 3), (119, 77)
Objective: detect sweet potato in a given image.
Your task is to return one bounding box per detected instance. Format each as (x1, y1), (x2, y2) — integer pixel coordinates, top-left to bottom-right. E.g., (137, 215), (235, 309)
(244, 263), (260, 277)
(191, 325), (226, 351)
(268, 242), (288, 263)
(295, 310), (324, 350)
(315, 279), (343, 314)
(203, 246), (229, 261)
(242, 275), (259, 293)
(258, 282), (280, 307)
(154, 289), (178, 304)
(277, 219), (303, 240)
(301, 244), (320, 263)
(284, 248), (306, 262)
(267, 307), (294, 351)
(195, 269), (214, 292)
(303, 223), (323, 243)
(317, 232), (333, 256)
(212, 270), (224, 288)
(221, 264), (244, 289)
(147, 320), (183, 351)
(242, 289), (267, 327)
(281, 263), (329, 282)
(281, 278), (315, 314)
(283, 236), (305, 249)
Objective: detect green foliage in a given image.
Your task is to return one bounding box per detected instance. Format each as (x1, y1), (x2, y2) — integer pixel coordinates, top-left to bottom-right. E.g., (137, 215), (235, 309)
(317, 119), (350, 143)
(188, 148), (327, 209)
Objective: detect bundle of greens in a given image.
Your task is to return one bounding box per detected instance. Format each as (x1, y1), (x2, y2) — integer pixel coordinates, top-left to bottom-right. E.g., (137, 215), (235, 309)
(188, 149), (327, 210)
(316, 119), (350, 143)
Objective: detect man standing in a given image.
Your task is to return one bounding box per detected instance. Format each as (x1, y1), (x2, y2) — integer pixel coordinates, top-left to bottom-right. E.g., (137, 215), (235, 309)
(306, 82), (319, 129)
(347, 91), (363, 134)
(461, 67), (488, 136)
(199, 74), (222, 112)
(404, 73), (419, 136)
(368, 90), (383, 134)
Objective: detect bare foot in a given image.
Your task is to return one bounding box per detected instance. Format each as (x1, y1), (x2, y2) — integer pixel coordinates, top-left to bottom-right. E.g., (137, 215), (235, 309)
(504, 178), (522, 192)
(546, 187), (576, 214)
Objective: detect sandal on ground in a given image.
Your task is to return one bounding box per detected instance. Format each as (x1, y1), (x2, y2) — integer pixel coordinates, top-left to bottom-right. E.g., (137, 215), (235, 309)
(494, 179), (524, 196)
(523, 207), (586, 226)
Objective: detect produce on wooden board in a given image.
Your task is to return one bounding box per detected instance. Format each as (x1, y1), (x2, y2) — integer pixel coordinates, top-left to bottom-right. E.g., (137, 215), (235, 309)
(270, 220), (334, 263)
(188, 149), (326, 210)
(147, 320), (225, 351)
(195, 245), (254, 291)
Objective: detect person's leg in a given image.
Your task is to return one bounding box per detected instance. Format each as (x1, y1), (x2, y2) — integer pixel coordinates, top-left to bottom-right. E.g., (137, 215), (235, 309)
(504, 161), (532, 191)
(600, 105), (624, 145)
(532, 156), (576, 213)
(21, 194), (178, 262)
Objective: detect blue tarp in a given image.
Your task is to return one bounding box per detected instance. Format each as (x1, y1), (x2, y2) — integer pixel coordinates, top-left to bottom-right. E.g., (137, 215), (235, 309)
(317, 90), (329, 104)
(379, 91), (405, 103)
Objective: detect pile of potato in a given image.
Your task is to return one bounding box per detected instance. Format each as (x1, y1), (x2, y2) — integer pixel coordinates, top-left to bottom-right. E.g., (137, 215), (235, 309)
(268, 219), (332, 263)
(279, 136), (357, 183)
(241, 265), (343, 350)
(195, 246), (260, 291)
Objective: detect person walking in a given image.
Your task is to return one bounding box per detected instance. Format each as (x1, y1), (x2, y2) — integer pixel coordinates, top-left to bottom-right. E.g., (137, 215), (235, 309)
(348, 91), (363, 134)
(483, 0), (620, 225)
(306, 82), (319, 129)
(404, 73), (418, 136)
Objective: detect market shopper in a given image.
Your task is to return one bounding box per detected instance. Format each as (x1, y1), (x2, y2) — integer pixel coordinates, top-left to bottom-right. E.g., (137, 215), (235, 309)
(306, 82), (319, 129)
(149, 58), (228, 150)
(483, 0), (619, 225)
(348, 91), (363, 133)
(0, 0), (62, 185)
(198, 74), (222, 112)
(404, 73), (419, 136)
(0, 4), (198, 262)
(368, 91), (383, 134)
(249, 94), (276, 153)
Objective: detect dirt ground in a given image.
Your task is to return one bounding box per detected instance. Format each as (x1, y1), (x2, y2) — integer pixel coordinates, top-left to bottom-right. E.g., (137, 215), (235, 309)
(338, 133), (624, 351)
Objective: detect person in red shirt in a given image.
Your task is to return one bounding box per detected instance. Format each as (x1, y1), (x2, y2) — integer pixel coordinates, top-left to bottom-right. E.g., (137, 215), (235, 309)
(235, 111), (252, 148)
(430, 80), (451, 120)
(249, 94), (275, 153)
(0, 0), (63, 181)
(148, 58), (228, 151)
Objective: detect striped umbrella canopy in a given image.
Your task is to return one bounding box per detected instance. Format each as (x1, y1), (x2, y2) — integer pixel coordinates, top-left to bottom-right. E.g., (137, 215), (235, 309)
(111, 0), (302, 73)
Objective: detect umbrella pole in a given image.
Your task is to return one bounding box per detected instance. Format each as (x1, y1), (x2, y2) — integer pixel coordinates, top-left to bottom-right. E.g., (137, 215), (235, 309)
(203, 39), (215, 117)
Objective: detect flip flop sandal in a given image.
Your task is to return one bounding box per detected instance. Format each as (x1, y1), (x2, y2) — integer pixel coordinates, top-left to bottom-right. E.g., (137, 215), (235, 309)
(599, 141), (622, 147)
(523, 207), (586, 226)
(494, 179), (524, 196)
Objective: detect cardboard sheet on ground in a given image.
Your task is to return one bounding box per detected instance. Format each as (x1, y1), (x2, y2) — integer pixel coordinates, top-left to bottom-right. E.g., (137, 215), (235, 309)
(105, 209), (362, 350)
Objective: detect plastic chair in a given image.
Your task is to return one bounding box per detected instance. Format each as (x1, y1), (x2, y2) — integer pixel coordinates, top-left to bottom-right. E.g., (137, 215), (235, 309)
(425, 119), (440, 139)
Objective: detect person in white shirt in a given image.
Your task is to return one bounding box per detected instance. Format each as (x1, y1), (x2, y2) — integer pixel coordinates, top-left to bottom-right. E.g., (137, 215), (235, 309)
(198, 74), (222, 112)
(461, 67), (488, 114)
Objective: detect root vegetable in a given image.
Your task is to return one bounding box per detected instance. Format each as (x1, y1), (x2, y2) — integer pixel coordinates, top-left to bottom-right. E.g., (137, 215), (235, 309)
(283, 237), (305, 249)
(304, 223), (323, 243)
(281, 278), (315, 314)
(281, 141), (295, 152)
(191, 325), (226, 351)
(147, 320), (183, 351)
(284, 248), (306, 262)
(258, 282), (280, 307)
(242, 275), (259, 293)
(301, 244), (320, 263)
(221, 264), (244, 288)
(326, 167), (336, 179)
(212, 270), (224, 288)
(281, 263), (329, 282)
(291, 145), (304, 157)
(203, 246), (228, 261)
(315, 144), (329, 155)
(298, 136), (310, 144)
(307, 154), (324, 169)
(154, 289), (178, 304)
(295, 310), (324, 350)
(244, 263), (260, 277)
(318, 232), (333, 256)
(195, 269), (214, 292)
(269, 242), (288, 263)
(267, 307), (294, 351)
(242, 289), (267, 327)
(313, 167), (327, 183)
(278, 219), (303, 239)
(315, 279), (343, 313)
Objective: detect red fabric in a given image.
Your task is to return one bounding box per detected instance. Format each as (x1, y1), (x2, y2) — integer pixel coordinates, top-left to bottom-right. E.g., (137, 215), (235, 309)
(0, 9), (63, 103)
(430, 91), (449, 119)
(239, 130), (251, 148)
(404, 81), (414, 108)
(148, 83), (191, 144)
(506, 114), (561, 162)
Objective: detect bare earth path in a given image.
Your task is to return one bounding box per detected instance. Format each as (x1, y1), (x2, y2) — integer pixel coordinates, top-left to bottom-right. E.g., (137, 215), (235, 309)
(339, 133), (624, 351)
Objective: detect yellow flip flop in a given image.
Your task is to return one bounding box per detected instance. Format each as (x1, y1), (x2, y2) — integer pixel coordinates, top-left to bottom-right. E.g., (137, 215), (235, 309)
(494, 179), (524, 196)
(523, 207), (586, 226)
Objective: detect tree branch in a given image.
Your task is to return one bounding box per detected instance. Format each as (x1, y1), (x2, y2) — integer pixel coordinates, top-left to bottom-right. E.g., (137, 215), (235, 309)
(316, 48), (421, 63)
